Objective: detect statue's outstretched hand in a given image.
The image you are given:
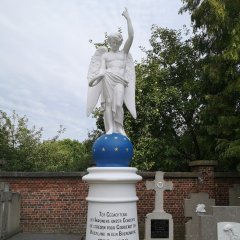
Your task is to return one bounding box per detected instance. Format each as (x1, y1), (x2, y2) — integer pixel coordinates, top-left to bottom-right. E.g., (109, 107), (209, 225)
(122, 8), (130, 20)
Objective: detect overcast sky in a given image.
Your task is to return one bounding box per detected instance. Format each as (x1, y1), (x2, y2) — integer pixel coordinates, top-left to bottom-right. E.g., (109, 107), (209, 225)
(0, 0), (191, 141)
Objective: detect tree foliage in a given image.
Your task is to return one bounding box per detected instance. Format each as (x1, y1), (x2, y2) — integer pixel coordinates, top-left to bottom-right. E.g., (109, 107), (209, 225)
(0, 111), (42, 171)
(33, 139), (90, 171)
(125, 26), (205, 171)
(180, 0), (240, 170)
(0, 111), (91, 171)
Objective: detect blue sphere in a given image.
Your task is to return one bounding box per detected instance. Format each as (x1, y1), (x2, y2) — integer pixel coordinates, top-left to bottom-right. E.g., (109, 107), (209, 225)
(92, 133), (133, 167)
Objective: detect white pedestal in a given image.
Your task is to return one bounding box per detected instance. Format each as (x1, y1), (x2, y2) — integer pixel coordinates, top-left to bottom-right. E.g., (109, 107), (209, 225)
(83, 167), (142, 240)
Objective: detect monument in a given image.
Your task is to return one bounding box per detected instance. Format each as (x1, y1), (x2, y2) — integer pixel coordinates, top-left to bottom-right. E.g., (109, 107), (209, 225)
(84, 8), (142, 240)
(145, 171), (174, 240)
(184, 192), (215, 240)
(0, 182), (21, 240)
(86, 8), (136, 136)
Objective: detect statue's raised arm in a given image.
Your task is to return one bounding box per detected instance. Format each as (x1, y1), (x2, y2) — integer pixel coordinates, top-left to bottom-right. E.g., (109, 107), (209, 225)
(122, 8), (134, 54)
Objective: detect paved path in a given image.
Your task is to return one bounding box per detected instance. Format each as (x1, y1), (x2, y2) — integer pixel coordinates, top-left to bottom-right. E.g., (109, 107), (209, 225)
(8, 233), (82, 240)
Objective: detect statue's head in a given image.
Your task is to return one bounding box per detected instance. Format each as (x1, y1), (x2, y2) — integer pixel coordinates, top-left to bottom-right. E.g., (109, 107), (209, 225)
(108, 33), (123, 51)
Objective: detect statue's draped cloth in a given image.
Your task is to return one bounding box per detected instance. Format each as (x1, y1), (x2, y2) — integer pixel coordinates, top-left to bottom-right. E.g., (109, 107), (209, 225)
(101, 71), (128, 128)
(87, 49), (136, 134)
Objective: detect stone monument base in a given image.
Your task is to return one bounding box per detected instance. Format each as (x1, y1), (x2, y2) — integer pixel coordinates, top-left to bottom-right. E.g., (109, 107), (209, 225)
(145, 212), (173, 240)
(83, 167), (142, 240)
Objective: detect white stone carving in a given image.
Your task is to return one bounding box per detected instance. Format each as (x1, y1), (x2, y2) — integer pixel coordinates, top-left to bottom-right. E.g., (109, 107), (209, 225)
(87, 8), (136, 136)
(156, 181), (164, 189)
(218, 222), (240, 240)
(195, 203), (206, 213)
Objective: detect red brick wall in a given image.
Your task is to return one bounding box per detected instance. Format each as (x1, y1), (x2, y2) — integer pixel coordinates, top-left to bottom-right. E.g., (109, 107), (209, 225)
(1, 177), (88, 234)
(0, 166), (240, 240)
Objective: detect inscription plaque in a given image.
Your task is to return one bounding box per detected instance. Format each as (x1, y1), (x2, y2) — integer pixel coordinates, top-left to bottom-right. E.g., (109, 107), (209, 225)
(86, 202), (139, 240)
(151, 219), (169, 238)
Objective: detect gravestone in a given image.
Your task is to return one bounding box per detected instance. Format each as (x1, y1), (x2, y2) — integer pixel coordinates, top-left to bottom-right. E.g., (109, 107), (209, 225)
(7, 193), (21, 236)
(218, 222), (240, 240)
(0, 182), (11, 239)
(229, 184), (240, 206)
(145, 171), (173, 240)
(199, 206), (240, 240)
(0, 182), (21, 240)
(184, 192), (215, 240)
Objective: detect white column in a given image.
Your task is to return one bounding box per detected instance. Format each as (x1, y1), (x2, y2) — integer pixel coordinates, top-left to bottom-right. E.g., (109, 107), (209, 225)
(83, 167), (142, 240)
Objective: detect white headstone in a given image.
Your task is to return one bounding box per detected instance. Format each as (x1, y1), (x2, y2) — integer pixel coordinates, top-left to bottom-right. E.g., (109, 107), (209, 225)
(198, 206), (240, 240)
(218, 222), (240, 240)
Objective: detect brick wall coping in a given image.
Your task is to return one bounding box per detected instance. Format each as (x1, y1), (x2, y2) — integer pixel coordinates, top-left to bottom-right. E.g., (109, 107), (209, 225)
(1, 171), (238, 179)
(0, 171), (200, 179)
(189, 160), (218, 167)
(214, 172), (240, 178)
(0, 171), (86, 178)
(139, 171), (200, 179)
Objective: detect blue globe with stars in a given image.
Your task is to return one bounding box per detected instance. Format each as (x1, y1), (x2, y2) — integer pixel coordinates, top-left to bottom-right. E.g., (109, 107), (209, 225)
(92, 133), (133, 167)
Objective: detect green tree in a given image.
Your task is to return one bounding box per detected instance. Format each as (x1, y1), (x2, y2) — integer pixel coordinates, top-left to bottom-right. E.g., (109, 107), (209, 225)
(127, 26), (205, 171)
(0, 111), (12, 165)
(0, 110), (91, 171)
(33, 139), (90, 172)
(0, 111), (42, 171)
(180, 0), (240, 170)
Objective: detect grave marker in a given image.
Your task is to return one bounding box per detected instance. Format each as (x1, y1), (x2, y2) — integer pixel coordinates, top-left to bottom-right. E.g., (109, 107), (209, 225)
(7, 193), (21, 236)
(199, 206), (240, 240)
(218, 222), (240, 240)
(0, 182), (21, 240)
(145, 172), (173, 240)
(146, 172), (173, 213)
(184, 192), (215, 240)
(0, 182), (11, 239)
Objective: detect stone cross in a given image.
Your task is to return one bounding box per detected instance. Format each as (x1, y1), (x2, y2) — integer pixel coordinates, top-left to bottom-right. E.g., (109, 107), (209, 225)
(146, 171), (173, 213)
(184, 192), (215, 240)
(0, 182), (21, 239)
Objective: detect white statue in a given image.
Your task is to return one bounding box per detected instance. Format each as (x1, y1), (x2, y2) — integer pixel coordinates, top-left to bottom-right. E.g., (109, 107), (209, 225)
(86, 8), (136, 136)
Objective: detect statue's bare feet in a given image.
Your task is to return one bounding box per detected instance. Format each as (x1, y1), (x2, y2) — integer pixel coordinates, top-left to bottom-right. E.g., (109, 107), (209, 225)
(118, 128), (127, 136)
(106, 128), (113, 135)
